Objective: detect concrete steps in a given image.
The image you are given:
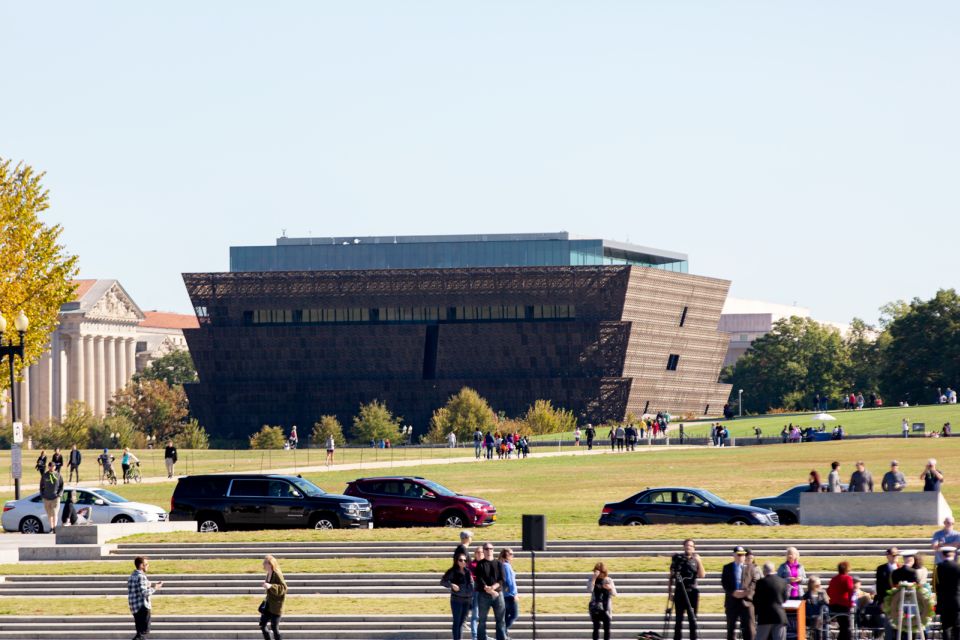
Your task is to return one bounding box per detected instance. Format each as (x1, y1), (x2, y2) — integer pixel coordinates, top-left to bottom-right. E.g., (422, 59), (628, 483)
(107, 538), (930, 560)
(0, 572), (880, 597)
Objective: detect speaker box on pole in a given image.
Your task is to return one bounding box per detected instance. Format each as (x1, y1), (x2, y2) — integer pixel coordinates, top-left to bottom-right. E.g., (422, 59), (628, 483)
(522, 514), (546, 551)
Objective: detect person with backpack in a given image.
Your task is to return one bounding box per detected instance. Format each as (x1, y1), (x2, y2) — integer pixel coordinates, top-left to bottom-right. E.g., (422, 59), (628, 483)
(588, 561), (617, 640)
(39, 461), (63, 533)
(473, 429), (483, 459)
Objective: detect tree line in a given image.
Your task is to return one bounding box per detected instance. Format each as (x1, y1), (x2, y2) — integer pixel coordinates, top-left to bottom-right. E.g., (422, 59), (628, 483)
(722, 289), (960, 412)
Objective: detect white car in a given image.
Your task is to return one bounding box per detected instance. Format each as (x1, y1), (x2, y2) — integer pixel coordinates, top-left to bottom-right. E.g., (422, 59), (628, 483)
(2, 488), (167, 534)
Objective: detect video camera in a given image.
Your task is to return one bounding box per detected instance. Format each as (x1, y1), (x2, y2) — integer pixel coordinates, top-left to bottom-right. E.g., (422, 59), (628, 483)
(670, 553), (697, 581)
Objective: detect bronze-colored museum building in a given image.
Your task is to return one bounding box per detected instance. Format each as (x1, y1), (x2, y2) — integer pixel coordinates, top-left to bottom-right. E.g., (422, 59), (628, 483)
(182, 233), (732, 439)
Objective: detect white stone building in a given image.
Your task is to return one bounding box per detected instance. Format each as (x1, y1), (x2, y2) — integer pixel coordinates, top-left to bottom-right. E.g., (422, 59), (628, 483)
(2, 279), (198, 423)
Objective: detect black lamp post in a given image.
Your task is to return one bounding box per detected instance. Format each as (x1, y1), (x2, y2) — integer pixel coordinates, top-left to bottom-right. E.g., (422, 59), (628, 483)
(1, 310), (29, 499)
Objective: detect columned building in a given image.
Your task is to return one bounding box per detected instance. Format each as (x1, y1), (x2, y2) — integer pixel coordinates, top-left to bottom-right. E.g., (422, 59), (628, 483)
(2, 280), (198, 423)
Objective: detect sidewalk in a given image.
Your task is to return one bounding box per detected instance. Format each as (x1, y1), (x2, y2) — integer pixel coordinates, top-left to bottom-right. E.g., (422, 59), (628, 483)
(0, 443), (701, 494)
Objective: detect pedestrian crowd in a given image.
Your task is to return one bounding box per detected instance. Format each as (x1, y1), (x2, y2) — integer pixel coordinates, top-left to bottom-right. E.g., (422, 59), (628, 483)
(472, 429), (531, 460)
(803, 458), (945, 493)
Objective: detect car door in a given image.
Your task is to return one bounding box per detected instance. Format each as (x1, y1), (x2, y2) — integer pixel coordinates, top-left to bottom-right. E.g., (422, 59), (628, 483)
(399, 481), (433, 524)
(225, 479), (268, 528)
(633, 490), (674, 524)
(674, 491), (717, 523)
(264, 479), (308, 528)
(367, 481), (403, 525)
(75, 490), (106, 524)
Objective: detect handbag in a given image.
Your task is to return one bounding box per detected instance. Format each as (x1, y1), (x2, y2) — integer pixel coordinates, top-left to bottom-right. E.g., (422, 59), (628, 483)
(258, 599), (268, 614)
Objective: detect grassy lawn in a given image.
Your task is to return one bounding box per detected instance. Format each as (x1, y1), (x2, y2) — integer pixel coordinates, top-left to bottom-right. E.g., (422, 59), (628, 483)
(0, 556), (887, 576)
(532, 403), (960, 441)
(86, 436), (959, 543)
(0, 594), (727, 616)
(1, 446), (475, 486)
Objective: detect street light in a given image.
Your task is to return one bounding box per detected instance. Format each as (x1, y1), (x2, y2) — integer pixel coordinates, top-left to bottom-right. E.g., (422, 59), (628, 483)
(1, 310), (29, 499)
(738, 389), (744, 418)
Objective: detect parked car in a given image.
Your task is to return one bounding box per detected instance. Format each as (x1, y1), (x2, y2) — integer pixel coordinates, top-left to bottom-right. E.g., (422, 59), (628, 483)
(169, 474), (372, 532)
(2, 488), (167, 534)
(749, 483), (829, 525)
(344, 476), (497, 528)
(599, 487), (779, 526)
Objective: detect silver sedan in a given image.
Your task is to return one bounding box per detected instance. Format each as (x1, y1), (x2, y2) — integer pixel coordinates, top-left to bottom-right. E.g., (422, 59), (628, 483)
(2, 488), (167, 533)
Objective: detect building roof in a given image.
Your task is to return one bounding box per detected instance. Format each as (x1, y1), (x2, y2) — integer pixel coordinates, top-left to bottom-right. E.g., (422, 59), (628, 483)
(71, 279), (98, 302)
(140, 311), (200, 330)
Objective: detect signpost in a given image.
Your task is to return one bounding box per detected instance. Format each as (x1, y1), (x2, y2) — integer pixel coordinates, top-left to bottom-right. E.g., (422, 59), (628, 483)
(11, 421), (23, 486)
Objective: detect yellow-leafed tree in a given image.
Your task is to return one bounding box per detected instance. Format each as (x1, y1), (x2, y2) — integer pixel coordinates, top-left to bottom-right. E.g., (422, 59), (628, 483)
(0, 159), (79, 388)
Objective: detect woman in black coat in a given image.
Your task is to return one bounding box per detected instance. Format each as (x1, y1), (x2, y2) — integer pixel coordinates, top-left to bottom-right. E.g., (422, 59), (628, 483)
(441, 552), (475, 640)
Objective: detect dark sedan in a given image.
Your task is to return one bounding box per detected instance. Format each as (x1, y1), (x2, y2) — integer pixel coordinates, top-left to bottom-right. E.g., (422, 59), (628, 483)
(599, 487), (779, 526)
(749, 483), (829, 525)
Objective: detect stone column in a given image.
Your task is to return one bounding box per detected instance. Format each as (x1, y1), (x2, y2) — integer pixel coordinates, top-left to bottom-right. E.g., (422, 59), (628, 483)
(94, 336), (106, 416)
(126, 338), (137, 382)
(56, 341), (69, 420)
(71, 334), (85, 405)
(84, 336), (96, 410)
(104, 337), (116, 409)
(116, 336), (128, 391)
(35, 352), (52, 423)
(19, 365), (30, 426)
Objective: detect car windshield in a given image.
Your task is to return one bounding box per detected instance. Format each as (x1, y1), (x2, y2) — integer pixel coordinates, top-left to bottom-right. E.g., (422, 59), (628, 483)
(288, 477), (326, 497)
(419, 480), (458, 497)
(697, 490), (728, 505)
(91, 489), (127, 503)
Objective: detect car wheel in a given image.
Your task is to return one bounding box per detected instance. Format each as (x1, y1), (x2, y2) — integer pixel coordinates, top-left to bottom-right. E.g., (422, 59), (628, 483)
(775, 510), (797, 525)
(441, 511), (468, 528)
(310, 514), (338, 530)
(197, 515), (224, 533)
(112, 515), (134, 524)
(19, 516), (43, 534)
(624, 518), (646, 526)
(729, 518), (750, 526)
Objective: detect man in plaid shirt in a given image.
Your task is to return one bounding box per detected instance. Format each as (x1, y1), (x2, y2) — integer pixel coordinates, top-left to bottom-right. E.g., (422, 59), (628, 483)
(127, 556), (163, 639)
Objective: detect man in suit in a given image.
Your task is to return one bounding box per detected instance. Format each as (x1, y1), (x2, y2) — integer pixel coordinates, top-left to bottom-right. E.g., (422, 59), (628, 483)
(754, 562), (790, 640)
(722, 546), (756, 640)
(875, 547), (900, 640)
(936, 547), (960, 640)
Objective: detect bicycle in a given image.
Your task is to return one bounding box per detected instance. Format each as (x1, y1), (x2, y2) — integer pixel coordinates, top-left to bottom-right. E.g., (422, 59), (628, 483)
(125, 461), (142, 484)
(103, 466), (117, 485)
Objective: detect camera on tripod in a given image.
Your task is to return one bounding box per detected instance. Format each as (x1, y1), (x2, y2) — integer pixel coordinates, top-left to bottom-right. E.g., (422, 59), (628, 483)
(670, 553), (695, 581)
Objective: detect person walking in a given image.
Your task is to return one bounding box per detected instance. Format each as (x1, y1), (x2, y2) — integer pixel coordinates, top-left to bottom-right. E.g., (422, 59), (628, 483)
(827, 562), (855, 640)
(586, 423), (595, 450)
(67, 444), (82, 483)
(848, 461), (874, 492)
(51, 448), (64, 473)
(574, 426), (581, 447)
(259, 555), (287, 640)
(671, 538), (706, 640)
(827, 462), (842, 493)
(35, 449), (47, 475)
(933, 517), (960, 563)
(288, 425), (298, 450)
(935, 546), (960, 640)
(608, 426), (615, 451)
(902, 418), (910, 438)
(475, 543), (506, 640)
(721, 546), (756, 640)
(615, 425), (625, 451)
(39, 461), (63, 534)
(442, 551), (475, 640)
(588, 561), (617, 640)
(921, 459), (945, 492)
(881, 461), (906, 492)
(777, 547), (806, 600)
(163, 441), (178, 478)
(325, 434), (336, 465)
(127, 556), (163, 640)
(473, 429), (483, 459)
(754, 562), (790, 640)
(499, 548), (519, 633)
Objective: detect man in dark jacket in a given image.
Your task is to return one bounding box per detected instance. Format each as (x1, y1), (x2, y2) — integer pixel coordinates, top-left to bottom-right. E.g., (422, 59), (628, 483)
(163, 441), (178, 478)
(39, 461), (63, 534)
(875, 547), (899, 607)
(67, 445), (82, 483)
(721, 546), (756, 640)
(475, 543), (506, 640)
(754, 562), (790, 640)
(848, 461), (874, 492)
(935, 547), (960, 640)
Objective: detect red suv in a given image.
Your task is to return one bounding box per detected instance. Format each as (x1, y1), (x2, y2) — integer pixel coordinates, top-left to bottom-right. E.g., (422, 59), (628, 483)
(344, 476), (497, 528)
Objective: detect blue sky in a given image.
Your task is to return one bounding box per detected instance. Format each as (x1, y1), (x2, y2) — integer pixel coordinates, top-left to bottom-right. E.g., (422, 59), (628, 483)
(2, 2), (957, 323)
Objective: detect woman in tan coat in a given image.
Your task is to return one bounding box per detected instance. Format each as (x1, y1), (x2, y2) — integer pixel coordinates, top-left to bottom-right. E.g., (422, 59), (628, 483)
(260, 554), (287, 640)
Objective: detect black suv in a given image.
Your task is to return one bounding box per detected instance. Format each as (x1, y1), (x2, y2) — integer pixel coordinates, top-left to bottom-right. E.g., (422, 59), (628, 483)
(170, 474), (373, 532)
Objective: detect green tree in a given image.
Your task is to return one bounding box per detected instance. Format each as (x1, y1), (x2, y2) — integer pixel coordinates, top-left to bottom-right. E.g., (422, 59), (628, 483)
(109, 379), (189, 441)
(0, 159), (79, 391)
(845, 318), (883, 396)
(55, 400), (96, 448)
(351, 400), (402, 443)
(725, 316), (851, 411)
(521, 399), (577, 435)
(89, 414), (143, 449)
(173, 419), (210, 449)
(311, 415), (346, 447)
(249, 425), (286, 449)
(135, 350), (198, 386)
(880, 289), (960, 405)
(426, 387), (497, 443)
